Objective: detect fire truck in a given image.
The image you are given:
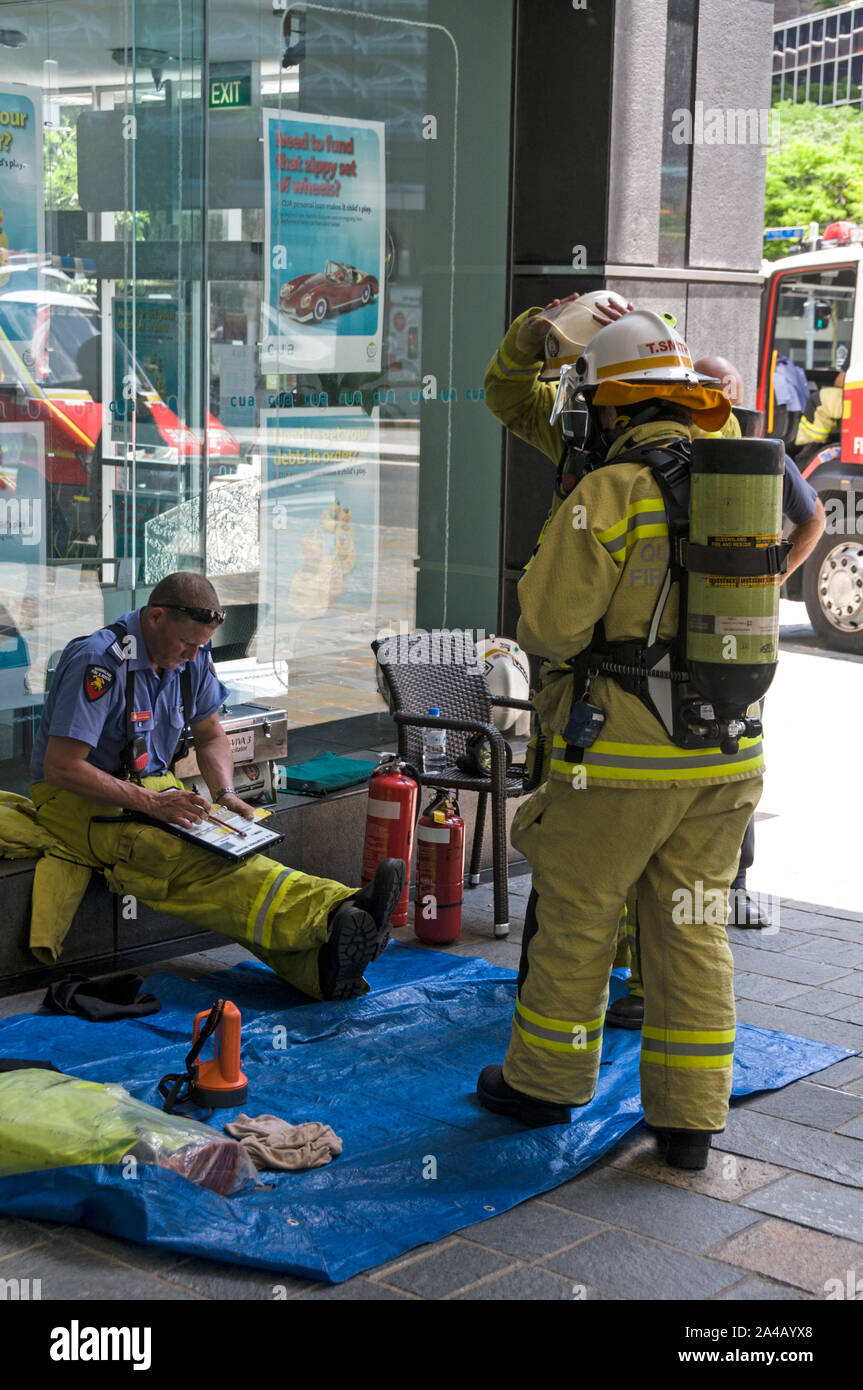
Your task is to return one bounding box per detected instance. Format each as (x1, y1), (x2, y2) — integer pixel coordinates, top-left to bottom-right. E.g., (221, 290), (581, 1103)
(758, 223), (863, 653)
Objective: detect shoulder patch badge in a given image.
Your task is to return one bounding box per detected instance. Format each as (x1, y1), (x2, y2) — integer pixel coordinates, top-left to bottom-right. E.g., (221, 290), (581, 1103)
(84, 664), (114, 701)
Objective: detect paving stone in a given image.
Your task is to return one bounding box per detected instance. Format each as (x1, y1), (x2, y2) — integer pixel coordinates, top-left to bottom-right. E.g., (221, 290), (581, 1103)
(732, 972), (811, 1005)
(740, 1173), (863, 1244)
(727, 926), (818, 953)
(827, 999), (863, 1026)
(728, 945), (848, 987)
(377, 1240), (514, 1297)
(542, 1228), (741, 1300)
(713, 1108), (863, 1187)
(603, 1126), (789, 1201)
(836, 1115), (863, 1139)
(65, 1226), (195, 1275)
(460, 1200), (605, 1259)
(785, 939), (863, 969)
(813, 1056), (863, 1087)
(818, 974), (863, 998)
(733, 998), (863, 1050)
(708, 1216), (863, 1296)
(713, 1277), (813, 1300)
(454, 1265), (579, 1300)
(746, 1081), (863, 1132)
(782, 902), (863, 924)
(0, 1235), (202, 1300)
(298, 1277), (414, 1300)
(779, 987), (863, 1019)
(163, 1256), (310, 1300)
(0, 1218), (57, 1260)
(543, 1166), (762, 1252)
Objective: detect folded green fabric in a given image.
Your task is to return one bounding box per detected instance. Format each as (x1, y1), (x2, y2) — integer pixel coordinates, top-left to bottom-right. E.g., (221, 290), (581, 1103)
(276, 753), (378, 796)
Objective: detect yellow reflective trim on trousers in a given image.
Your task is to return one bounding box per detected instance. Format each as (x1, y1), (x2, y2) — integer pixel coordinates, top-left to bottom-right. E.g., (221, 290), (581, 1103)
(550, 755), (764, 781)
(514, 1021), (603, 1054)
(643, 1026), (735, 1044)
(516, 998), (603, 1033)
(245, 864), (283, 944)
(258, 869), (301, 951)
(641, 1052), (732, 1069)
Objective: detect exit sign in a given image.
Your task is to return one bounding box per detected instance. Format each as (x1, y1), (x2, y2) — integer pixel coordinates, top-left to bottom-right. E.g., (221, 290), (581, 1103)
(209, 75), (251, 109)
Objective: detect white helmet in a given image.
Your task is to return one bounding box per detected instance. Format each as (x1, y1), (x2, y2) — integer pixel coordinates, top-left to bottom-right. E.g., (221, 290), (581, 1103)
(564, 310), (731, 432)
(540, 291), (632, 380)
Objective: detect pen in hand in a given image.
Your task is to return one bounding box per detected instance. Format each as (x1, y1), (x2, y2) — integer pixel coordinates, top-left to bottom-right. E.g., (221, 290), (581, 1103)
(206, 812), (247, 839)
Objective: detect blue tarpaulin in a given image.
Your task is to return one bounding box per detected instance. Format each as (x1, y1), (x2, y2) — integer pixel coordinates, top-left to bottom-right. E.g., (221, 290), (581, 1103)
(0, 945), (852, 1283)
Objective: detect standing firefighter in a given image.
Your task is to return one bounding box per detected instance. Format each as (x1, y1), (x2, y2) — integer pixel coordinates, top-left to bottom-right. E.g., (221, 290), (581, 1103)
(477, 312), (776, 1170)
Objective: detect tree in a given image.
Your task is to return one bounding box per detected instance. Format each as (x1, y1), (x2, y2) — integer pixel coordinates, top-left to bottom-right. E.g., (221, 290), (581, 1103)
(811, 0), (852, 10)
(764, 100), (863, 258)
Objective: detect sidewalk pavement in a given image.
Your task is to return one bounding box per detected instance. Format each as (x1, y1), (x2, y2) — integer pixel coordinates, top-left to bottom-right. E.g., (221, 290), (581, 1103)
(1, 874), (862, 1302)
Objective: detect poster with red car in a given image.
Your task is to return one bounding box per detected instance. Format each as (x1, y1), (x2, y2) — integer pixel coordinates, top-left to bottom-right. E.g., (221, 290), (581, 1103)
(261, 109), (386, 376)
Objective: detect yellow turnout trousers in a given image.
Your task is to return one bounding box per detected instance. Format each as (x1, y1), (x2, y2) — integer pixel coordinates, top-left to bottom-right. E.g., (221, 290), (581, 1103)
(505, 774), (762, 1131)
(31, 775), (354, 999)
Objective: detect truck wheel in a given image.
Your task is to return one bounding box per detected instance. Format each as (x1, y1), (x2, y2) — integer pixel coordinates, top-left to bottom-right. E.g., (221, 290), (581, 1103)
(802, 532), (863, 653)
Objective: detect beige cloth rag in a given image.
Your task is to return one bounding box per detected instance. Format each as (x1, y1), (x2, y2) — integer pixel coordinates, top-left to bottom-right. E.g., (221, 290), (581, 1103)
(224, 1114), (343, 1171)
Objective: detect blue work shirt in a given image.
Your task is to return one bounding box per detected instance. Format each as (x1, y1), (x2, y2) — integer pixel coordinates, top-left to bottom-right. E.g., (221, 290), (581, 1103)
(783, 453), (818, 526)
(30, 607), (230, 783)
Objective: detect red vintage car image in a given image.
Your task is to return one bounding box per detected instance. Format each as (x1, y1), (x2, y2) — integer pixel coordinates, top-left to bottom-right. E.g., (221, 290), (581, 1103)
(278, 260), (379, 323)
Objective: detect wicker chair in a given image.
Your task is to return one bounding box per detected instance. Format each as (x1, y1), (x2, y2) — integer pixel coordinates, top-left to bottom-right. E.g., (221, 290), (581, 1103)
(372, 630), (532, 939)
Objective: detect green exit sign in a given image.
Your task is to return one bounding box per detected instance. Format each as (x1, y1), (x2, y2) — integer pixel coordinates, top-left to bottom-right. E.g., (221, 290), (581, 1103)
(209, 75), (251, 109)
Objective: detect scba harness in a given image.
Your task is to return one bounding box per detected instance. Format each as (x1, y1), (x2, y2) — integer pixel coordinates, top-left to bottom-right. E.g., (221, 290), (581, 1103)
(569, 437), (791, 755)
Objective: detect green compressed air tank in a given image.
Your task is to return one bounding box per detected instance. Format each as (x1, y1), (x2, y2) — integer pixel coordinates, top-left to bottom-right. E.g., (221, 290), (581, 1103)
(686, 436), (786, 715)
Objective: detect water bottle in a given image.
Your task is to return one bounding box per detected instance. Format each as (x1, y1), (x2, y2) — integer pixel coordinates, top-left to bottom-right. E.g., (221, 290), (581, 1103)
(423, 706), (447, 772)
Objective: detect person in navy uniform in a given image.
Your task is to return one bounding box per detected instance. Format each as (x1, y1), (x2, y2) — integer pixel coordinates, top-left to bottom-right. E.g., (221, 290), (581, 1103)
(30, 570), (403, 1000)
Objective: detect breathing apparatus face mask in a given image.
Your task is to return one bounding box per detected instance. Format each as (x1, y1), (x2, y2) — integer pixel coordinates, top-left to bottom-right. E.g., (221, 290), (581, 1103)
(551, 367), (610, 461)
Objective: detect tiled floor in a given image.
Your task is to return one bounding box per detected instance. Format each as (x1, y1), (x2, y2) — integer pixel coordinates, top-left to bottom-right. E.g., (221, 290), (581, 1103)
(2, 878), (863, 1301)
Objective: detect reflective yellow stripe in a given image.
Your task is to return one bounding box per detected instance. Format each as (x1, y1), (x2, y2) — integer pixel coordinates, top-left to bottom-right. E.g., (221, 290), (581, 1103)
(514, 1021), (603, 1054)
(596, 353), (692, 378)
(245, 864), (282, 944)
(517, 998), (603, 1033)
(643, 1026), (735, 1044)
(597, 501), (668, 564)
(641, 1025), (734, 1069)
(797, 416), (830, 442)
(550, 734), (764, 782)
(641, 1052), (732, 1069)
(496, 345), (539, 376)
(259, 869), (300, 950)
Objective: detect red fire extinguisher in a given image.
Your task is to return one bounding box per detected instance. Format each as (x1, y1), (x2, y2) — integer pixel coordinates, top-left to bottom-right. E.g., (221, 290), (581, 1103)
(414, 791), (465, 944)
(361, 755), (419, 927)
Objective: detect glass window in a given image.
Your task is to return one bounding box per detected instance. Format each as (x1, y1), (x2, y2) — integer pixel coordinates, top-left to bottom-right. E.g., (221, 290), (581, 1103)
(771, 267), (856, 376)
(841, 9), (853, 36)
(658, 0), (696, 268)
(0, 0), (514, 789)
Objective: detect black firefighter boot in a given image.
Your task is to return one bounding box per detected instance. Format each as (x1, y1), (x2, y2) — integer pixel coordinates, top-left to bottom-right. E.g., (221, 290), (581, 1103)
(654, 1127), (714, 1170)
(319, 859), (406, 1000)
(476, 1065), (572, 1127)
(727, 877), (770, 930)
(605, 992), (644, 1030)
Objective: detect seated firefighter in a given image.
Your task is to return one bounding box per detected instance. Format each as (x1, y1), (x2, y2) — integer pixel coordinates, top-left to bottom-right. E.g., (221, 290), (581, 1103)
(28, 571), (404, 1000)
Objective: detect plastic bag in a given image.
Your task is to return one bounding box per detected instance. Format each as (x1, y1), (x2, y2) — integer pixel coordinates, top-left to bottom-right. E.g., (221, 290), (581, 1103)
(0, 1069), (257, 1196)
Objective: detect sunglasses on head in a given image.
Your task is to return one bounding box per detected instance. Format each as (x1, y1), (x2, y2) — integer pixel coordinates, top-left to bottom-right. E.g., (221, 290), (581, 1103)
(159, 603), (226, 625)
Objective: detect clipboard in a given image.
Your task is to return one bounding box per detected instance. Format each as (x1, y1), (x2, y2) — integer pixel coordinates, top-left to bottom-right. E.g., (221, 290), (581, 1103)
(127, 798), (284, 862)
